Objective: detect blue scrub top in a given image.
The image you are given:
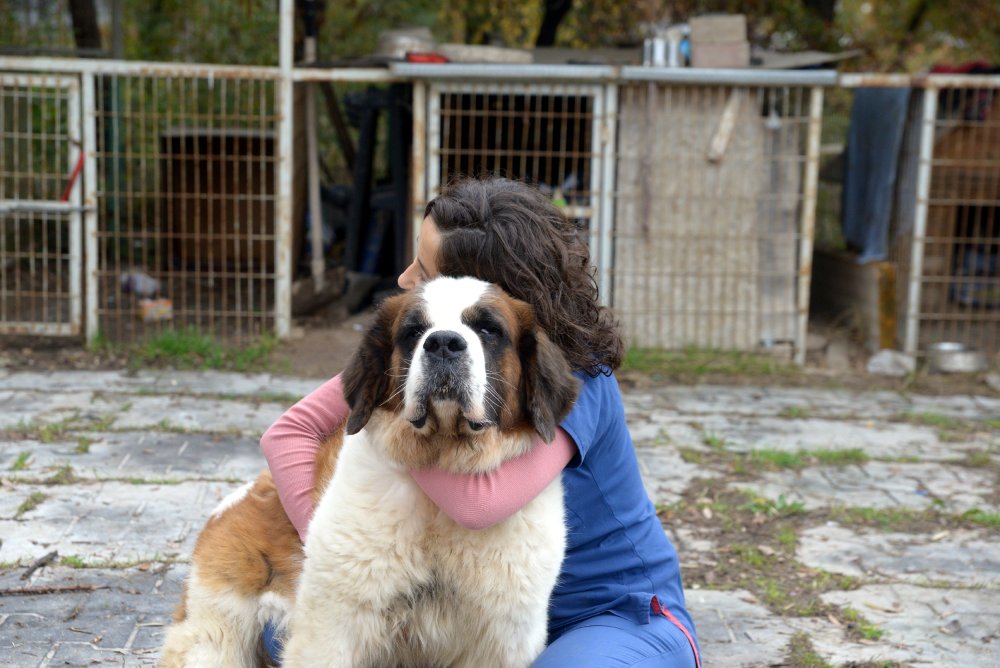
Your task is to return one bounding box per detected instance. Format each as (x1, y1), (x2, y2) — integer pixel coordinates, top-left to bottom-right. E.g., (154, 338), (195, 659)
(550, 370), (697, 646)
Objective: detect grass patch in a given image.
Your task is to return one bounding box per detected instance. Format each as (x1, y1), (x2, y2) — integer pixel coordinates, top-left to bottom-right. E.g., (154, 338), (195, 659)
(133, 327), (277, 372)
(622, 346), (797, 378)
(842, 607), (884, 640)
(60, 555), (88, 568)
(785, 632), (833, 668)
(747, 448), (869, 472)
(907, 412), (960, 429)
(58, 554), (171, 569)
(75, 437), (93, 454)
(702, 433), (726, 450)
(15, 491), (47, 518)
(10, 451), (32, 471)
(829, 506), (940, 531)
(963, 451), (993, 468)
(750, 449), (806, 469)
(678, 447), (706, 465)
(962, 508), (1000, 527)
(779, 406), (811, 419)
(45, 464), (77, 485)
(812, 448), (869, 466)
(744, 494), (806, 518)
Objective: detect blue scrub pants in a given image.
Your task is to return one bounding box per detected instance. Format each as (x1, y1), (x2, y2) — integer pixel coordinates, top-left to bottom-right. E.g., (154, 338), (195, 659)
(533, 608), (699, 668)
(263, 600), (700, 668)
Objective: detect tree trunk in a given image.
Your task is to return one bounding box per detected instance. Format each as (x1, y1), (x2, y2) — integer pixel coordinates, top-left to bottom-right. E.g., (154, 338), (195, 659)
(68, 0), (102, 51)
(536, 0), (573, 47)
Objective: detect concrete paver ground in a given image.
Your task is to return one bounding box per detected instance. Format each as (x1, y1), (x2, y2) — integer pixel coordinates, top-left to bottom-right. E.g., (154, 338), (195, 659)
(1, 369), (997, 667)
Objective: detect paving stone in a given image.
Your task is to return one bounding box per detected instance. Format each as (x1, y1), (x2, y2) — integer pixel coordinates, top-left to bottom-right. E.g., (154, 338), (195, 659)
(660, 385), (915, 419)
(0, 565), (183, 668)
(659, 415), (990, 460)
(0, 480), (244, 564)
(635, 442), (714, 505)
(2, 370), (998, 666)
(735, 460), (997, 513)
(686, 588), (863, 667)
(798, 524), (1000, 586)
(0, 389), (289, 436)
(0, 431), (266, 482)
(822, 584), (1000, 666)
(908, 393), (1000, 420)
(0, 368), (324, 399)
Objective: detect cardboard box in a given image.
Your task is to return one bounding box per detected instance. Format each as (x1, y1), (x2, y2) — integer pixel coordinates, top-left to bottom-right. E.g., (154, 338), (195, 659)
(691, 41), (751, 68)
(690, 14), (747, 44)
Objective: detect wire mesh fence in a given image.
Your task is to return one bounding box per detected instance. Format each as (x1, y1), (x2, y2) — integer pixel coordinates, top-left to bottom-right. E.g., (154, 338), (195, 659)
(890, 81), (1000, 359)
(612, 82), (819, 354)
(89, 72), (292, 344)
(0, 73), (82, 335)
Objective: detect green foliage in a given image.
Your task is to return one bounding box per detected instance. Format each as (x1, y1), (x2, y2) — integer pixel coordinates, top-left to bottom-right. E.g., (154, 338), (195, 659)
(745, 493), (806, 517)
(10, 451), (31, 471)
(3, 0), (999, 73)
(15, 491), (46, 518)
(623, 346), (797, 377)
(785, 632), (833, 668)
(134, 327), (277, 371)
(841, 606), (884, 640)
(962, 508), (1000, 528)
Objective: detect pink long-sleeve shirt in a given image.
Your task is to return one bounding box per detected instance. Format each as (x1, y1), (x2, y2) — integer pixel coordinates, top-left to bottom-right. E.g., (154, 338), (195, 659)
(260, 374), (576, 542)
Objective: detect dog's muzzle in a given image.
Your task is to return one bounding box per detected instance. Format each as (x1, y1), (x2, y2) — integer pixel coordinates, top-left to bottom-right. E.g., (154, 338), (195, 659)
(408, 330), (483, 430)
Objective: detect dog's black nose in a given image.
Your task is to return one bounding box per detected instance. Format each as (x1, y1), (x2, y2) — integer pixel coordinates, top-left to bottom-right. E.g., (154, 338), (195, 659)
(423, 330), (467, 360)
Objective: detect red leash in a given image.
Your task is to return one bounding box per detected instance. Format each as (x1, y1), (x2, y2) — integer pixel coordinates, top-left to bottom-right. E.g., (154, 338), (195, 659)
(652, 596), (702, 668)
(60, 151), (85, 202)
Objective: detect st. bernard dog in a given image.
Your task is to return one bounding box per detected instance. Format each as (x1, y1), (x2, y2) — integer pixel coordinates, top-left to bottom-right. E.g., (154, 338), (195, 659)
(159, 276), (580, 667)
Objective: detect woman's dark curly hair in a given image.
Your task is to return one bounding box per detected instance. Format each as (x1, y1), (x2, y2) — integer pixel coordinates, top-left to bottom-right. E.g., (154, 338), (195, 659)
(424, 177), (623, 377)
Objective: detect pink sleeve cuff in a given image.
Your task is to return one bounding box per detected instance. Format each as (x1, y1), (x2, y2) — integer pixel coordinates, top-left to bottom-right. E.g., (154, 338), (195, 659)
(260, 374), (349, 542)
(410, 428), (576, 530)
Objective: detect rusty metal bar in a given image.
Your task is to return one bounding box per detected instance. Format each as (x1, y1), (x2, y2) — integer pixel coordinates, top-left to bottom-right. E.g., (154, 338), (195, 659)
(66, 75), (83, 335)
(292, 68), (397, 83)
(796, 86), (824, 365)
(82, 72), (99, 342)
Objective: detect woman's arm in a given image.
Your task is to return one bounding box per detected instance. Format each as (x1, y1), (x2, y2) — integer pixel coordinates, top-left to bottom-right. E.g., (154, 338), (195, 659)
(410, 429), (575, 530)
(260, 374), (348, 541)
(261, 374), (576, 539)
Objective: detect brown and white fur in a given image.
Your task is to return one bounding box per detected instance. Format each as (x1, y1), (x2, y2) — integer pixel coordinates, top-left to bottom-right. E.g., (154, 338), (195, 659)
(159, 276), (580, 667)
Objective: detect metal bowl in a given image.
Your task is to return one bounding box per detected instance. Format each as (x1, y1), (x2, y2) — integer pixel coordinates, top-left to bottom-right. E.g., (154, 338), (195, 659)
(927, 342), (988, 374)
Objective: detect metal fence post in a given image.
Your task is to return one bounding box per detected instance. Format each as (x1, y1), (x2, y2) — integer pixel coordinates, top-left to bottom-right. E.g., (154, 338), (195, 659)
(274, 0), (294, 338)
(596, 82), (618, 306)
(81, 72), (99, 342)
(410, 81), (427, 255)
(904, 86), (938, 355)
(795, 85), (824, 365)
(67, 76), (83, 334)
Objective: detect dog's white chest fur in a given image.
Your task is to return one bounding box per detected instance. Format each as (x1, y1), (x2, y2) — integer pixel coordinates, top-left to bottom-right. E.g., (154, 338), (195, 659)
(284, 430), (566, 668)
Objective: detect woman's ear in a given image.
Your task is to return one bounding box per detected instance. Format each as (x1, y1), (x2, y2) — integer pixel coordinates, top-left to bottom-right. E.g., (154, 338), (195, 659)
(340, 295), (404, 435)
(520, 327), (580, 443)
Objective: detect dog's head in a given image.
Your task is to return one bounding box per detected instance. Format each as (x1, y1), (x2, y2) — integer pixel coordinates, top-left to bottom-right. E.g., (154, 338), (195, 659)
(341, 276), (580, 471)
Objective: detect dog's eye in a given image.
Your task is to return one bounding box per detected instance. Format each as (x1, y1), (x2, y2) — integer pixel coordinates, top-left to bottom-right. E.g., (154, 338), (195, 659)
(478, 323), (503, 339)
(402, 325), (425, 342)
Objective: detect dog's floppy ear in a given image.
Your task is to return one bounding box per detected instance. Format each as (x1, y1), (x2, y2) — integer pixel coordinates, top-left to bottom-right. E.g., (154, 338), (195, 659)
(341, 294), (404, 435)
(520, 324), (580, 443)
